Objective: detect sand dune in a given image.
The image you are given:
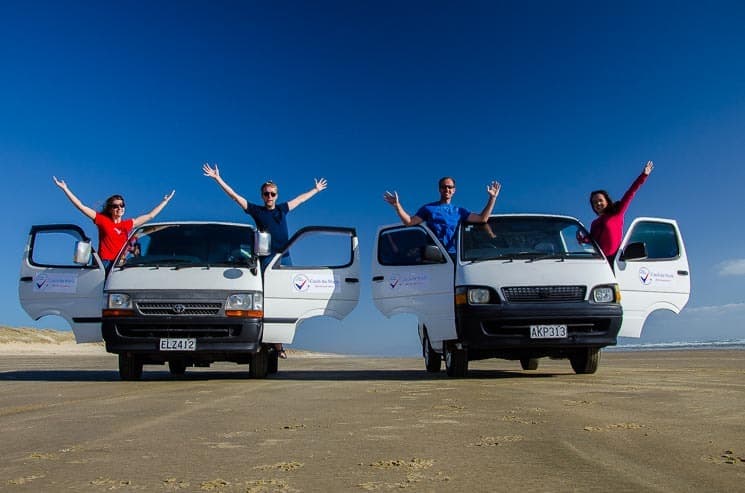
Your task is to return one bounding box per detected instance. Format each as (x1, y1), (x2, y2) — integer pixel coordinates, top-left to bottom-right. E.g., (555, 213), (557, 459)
(0, 326), (335, 357)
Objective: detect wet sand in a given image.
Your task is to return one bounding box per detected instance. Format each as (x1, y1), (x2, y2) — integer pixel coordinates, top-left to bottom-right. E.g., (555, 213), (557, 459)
(0, 347), (744, 492)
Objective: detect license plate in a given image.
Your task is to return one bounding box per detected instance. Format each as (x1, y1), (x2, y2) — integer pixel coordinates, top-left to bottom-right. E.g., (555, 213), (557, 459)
(159, 338), (196, 351)
(530, 324), (567, 339)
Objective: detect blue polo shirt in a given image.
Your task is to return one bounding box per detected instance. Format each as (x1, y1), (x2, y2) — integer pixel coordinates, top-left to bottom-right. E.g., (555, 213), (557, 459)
(415, 201), (471, 254)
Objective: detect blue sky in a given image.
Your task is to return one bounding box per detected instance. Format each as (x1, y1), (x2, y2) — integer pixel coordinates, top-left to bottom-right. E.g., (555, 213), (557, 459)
(2, 1), (744, 355)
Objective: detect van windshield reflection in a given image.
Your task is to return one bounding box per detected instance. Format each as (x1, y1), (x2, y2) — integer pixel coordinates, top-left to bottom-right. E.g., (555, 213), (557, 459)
(116, 224), (257, 268)
(461, 217), (601, 262)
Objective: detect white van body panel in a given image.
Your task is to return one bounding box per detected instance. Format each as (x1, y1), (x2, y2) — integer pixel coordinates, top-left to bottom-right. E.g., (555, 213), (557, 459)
(371, 225), (455, 347)
(105, 266), (262, 292)
(457, 257), (614, 290)
(616, 217), (691, 337)
(18, 225), (105, 343)
(263, 231), (361, 344)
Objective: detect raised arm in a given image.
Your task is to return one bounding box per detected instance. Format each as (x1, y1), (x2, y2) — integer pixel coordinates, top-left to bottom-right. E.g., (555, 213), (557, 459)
(53, 176), (97, 220)
(467, 181), (501, 223)
(287, 178), (327, 211)
(132, 190), (175, 228)
(383, 191), (423, 226)
(617, 161), (653, 216)
(202, 163), (248, 210)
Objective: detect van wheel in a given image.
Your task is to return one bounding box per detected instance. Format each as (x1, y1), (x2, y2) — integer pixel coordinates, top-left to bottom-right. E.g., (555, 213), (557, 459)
(570, 348), (600, 374)
(520, 358), (539, 371)
(249, 349), (269, 379)
(423, 335), (442, 373)
(168, 360), (187, 376)
(445, 346), (468, 378)
(268, 350), (279, 374)
(119, 354), (142, 381)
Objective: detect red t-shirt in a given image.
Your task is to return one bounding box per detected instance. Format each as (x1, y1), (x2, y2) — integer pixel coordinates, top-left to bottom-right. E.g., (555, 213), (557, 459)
(94, 214), (134, 261)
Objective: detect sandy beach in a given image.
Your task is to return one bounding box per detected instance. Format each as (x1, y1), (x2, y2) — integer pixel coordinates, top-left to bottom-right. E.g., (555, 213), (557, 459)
(1, 328), (744, 492)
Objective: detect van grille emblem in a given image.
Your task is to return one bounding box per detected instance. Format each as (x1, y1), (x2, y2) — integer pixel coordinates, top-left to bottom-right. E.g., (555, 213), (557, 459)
(172, 304), (186, 314)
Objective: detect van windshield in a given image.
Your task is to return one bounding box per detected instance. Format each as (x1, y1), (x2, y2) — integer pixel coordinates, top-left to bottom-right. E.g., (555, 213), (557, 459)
(461, 217), (601, 262)
(116, 224), (256, 268)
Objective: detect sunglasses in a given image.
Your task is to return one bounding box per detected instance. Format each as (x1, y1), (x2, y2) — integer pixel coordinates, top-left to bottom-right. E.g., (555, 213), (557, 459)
(440, 185), (455, 190)
(109, 203), (126, 209)
(263, 191), (277, 197)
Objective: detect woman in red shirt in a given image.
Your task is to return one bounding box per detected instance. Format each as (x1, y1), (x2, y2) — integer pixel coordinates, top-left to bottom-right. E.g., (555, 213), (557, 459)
(589, 161), (653, 264)
(53, 177), (175, 268)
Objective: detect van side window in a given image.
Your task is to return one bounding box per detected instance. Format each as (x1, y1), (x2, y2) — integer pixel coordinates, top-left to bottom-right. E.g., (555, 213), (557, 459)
(378, 228), (438, 266)
(30, 229), (94, 268)
(285, 229), (354, 269)
(626, 221), (680, 259)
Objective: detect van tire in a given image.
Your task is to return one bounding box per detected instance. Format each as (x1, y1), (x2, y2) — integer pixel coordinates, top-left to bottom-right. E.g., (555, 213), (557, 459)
(570, 348), (600, 374)
(445, 346), (468, 378)
(520, 358), (539, 371)
(119, 354), (143, 381)
(423, 335), (442, 373)
(249, 349), (269, 379)
(168, 360), (187, 376)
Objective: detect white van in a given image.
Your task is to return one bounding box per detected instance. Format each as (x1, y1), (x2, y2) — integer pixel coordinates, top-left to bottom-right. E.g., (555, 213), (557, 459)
(19, 221), (360, 380)
(372, 214), (690, 376)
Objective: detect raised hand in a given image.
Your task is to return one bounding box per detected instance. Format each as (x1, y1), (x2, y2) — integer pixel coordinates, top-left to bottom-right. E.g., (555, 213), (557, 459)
(643, 161), (654, 175)
(487, 180), (501, 198)
(314, 178), (328, 192)
(383, 190), (400, 207)
(53, 176), (68, 190)
(202, 163), (220, 179)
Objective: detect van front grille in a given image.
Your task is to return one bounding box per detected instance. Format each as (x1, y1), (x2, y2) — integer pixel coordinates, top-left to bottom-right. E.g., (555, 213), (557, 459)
(502, 286), (586, 303)
(136, 302), (222, 316)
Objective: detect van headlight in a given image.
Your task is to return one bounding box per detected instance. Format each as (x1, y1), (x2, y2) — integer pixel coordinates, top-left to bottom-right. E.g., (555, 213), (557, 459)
(455, 286), (497, 305)
(591, 285), (619, 303)
(107, 293), (132, 309)
(225, 293), (263, 317)
(468, 288), (491, 304)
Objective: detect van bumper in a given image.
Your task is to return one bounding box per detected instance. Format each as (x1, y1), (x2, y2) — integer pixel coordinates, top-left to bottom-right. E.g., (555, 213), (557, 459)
(102, 316), (262, 362)
(455, 302), (622, 359)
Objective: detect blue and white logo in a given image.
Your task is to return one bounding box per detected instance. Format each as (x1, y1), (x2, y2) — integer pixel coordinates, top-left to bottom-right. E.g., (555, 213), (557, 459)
(639, 267), (652, 285)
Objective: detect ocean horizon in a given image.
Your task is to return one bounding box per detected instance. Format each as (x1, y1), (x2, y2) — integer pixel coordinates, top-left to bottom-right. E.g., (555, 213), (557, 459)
(611, 338), (745, 352)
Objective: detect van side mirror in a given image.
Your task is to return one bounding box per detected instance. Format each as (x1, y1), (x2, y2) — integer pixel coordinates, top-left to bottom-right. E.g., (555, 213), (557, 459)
(619, 241), (647, 261)
(254, 231), (271, 257)
(422, 245), (446, 264)
(74, 240), (92, 265)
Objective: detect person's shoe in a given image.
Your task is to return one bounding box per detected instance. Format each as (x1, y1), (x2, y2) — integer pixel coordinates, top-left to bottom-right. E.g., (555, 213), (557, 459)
(278, 349), (287, 359)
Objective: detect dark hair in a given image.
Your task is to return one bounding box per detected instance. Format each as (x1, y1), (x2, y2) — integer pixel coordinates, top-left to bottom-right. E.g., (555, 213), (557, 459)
(589, 190), (619, 215)
(260, 180), (278, 193)
(101, 194), (125, 218)
(438, 176), (456, 187)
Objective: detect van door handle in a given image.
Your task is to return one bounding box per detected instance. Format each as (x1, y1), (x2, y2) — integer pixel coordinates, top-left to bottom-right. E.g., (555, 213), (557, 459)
(677, 270), (689, 276)
(20, 276), (32, 282)
(372, 276), (384, 282)
(345, 278), (359, 283)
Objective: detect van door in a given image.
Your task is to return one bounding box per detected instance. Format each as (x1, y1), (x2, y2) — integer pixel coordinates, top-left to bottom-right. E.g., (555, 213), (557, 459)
(371, 225), (455, 346)
(18, 224), (106, 343)
(262, 227), (361, 343)
(615, 217), (691, 337)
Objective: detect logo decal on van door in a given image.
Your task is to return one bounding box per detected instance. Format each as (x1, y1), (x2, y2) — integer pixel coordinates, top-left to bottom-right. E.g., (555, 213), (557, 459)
(292, 274), (310, 292)
(639, 267), (652, 285)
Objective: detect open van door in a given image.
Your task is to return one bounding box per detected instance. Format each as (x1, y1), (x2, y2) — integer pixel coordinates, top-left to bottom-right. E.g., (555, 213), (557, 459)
(615, 218), (691, 337)
(371, 225), (455, 347)
(18, 224), (106, 343)
(262, 227), (360, 344)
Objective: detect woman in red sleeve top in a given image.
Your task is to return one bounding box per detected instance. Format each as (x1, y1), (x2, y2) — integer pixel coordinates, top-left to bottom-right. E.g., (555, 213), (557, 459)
(589, 161), (653, 265)
(53, 177), (175, 268)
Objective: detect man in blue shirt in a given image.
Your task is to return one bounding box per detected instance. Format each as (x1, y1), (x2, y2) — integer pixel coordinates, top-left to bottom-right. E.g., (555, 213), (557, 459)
(203, 163), (327, 269)
(384, 176), (501, 257)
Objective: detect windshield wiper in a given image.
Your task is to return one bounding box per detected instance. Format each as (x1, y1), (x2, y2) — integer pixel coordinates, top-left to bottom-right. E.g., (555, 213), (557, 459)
(527, 253), (567, 262)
